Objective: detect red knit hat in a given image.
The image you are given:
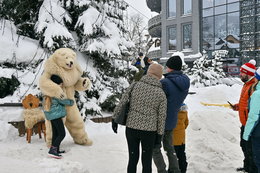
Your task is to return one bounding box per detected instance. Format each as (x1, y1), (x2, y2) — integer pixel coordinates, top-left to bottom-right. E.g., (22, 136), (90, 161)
(240, 59), (256, 76)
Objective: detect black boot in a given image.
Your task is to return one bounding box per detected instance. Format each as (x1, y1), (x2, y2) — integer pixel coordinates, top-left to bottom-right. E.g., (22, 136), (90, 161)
(48, 146), (62, 159)
(236, 167), (247, 172)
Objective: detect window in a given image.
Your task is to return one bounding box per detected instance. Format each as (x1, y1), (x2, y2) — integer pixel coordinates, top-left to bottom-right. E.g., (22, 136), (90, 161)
(215, 0), (226, 6)
(203, 8), (213, 17)
(183, 24), (192, 49)
(183, 0), (192, 15)
(203, 16), (214, 50)
(168, 0), (176, 18)
(227, 0), (239, 3)
(168, 26), (177, 50)
(215, 14), (227, 47)
(227, 2), (239, 12)
(203, 0), (213, 9)
(215, 5), (226, 15)
(227, 12), (239, 37)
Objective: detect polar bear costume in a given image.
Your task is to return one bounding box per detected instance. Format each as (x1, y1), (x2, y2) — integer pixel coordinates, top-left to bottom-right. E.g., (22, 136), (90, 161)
(39, 48), (92, 146)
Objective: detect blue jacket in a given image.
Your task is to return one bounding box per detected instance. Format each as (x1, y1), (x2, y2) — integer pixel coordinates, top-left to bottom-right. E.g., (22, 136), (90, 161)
(243, 82), (260, 140)
(44, 97), (74, 121)
(161, 71), (190, 130)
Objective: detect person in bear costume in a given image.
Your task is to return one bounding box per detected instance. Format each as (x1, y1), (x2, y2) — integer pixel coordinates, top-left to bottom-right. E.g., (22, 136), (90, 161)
(39, 48), (92, 146)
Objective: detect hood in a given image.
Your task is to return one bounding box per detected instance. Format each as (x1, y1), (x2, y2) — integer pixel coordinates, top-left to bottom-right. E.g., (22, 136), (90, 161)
(164, 71), (190, 91)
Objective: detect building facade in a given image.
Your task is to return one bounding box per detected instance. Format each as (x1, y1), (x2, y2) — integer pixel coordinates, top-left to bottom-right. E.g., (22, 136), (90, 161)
(240, 0), (260, 65)
(147, 0), (200, 65)
(147, 0), (258, 68)
(161, 0), (200, 58)
(202, 0), (240, 57)
(201, 0), (240, 75)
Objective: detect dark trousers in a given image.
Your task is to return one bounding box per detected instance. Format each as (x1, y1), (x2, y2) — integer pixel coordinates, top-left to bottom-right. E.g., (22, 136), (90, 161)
(125, 127), (156, 173)
(174, 144), (188, 173)
(240, 126), (257, 173)
(252, 136), (260, 173)
(153, 130), (180, 173)
(51, 118), (66, 148)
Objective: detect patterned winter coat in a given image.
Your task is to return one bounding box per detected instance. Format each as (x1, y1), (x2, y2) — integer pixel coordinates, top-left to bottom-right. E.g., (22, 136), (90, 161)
(172, 104), (189, 146)
(113, 75), (167, 135)
(243, 82), (260, 141)
(234, 77), (257, 126)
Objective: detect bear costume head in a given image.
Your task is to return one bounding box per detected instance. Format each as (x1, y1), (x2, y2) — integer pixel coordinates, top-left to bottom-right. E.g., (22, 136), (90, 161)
(52, 48), (77, 70)
(42, 48), (89, 91)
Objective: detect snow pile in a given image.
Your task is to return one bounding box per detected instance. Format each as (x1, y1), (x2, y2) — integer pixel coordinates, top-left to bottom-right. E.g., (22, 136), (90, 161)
(0, 83), (245, 173)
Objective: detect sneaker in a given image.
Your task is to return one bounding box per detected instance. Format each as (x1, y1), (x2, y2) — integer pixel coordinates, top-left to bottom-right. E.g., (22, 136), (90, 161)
(48, 146), (62, 159)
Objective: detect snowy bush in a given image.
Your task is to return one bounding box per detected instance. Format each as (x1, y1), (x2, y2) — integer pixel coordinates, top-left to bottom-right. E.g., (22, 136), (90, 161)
(190, 50), (228, 87)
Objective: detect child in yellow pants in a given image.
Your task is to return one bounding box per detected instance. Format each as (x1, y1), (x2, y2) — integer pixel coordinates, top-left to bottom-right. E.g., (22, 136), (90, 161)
(172, 103), (189, 173)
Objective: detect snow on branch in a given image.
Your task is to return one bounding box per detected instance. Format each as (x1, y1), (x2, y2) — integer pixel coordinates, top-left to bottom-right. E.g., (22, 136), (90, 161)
(35, 0), (75, 50)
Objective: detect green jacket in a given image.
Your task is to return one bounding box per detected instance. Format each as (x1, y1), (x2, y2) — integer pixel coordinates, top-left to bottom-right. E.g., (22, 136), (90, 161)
(44, 97), (74, 120)
(243, 82), (260, 141)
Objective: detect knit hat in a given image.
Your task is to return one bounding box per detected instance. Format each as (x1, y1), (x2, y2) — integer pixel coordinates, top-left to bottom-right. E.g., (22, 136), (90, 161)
(255, 68), (260, 80)
(166, 56), (182, 71)
(147, 63), (163, 79)
(51, 74), (63, 85)
(240, 59), (256, 76)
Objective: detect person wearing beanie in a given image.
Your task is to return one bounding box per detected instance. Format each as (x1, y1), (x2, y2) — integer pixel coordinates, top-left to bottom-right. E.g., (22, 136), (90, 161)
(112, 64), (167, 173)
(133, 52), (152, 81)
(153, 55), (190, 173)
(147, 63), (164, 79)
(172, 103), (189, 173)
(43, 74), (74, 159)
(166, 56), (183, 71)
(243, 67), (260, 172)
(232, 59), (258, 173)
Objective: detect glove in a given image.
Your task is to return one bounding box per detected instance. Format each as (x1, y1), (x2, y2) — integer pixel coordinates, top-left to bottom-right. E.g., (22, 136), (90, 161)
(154, 134), (162, 148)
(112, 119), (118, 134)
(232, 104), (239, 111)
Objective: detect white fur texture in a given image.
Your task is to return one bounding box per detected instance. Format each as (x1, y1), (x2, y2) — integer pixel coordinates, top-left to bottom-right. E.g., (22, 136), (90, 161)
(23, 108), (45, 129)
(39, 48), (92, 147)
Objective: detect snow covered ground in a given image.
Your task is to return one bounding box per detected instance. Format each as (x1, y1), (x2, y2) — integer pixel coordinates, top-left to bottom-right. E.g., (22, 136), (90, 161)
(0, 83), (245, 173)
(0, 14), (245, 173)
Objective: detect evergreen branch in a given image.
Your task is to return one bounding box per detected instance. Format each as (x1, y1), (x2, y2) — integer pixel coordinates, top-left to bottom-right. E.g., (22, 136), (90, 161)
(19, 51), (46, 102)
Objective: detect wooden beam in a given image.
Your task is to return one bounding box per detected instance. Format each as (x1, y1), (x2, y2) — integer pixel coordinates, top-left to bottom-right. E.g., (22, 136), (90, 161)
(0, 103), (23, 107)
(0, 103), (42, 107)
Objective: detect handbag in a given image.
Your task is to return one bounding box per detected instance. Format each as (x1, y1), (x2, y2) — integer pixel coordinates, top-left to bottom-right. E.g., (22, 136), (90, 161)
(114, 83), (136, 125)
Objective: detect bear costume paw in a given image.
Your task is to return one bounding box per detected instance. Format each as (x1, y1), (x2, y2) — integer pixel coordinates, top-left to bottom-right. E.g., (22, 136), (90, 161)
(82, 77), (91, 90)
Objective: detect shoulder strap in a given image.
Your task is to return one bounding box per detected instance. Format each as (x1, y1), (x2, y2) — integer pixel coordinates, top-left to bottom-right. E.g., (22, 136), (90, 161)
(248, 83), (257, 97)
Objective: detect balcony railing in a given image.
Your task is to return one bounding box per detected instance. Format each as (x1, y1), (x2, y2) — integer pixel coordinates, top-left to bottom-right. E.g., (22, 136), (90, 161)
(148, 49), (162, 60)
(148, 14), (161, 37)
